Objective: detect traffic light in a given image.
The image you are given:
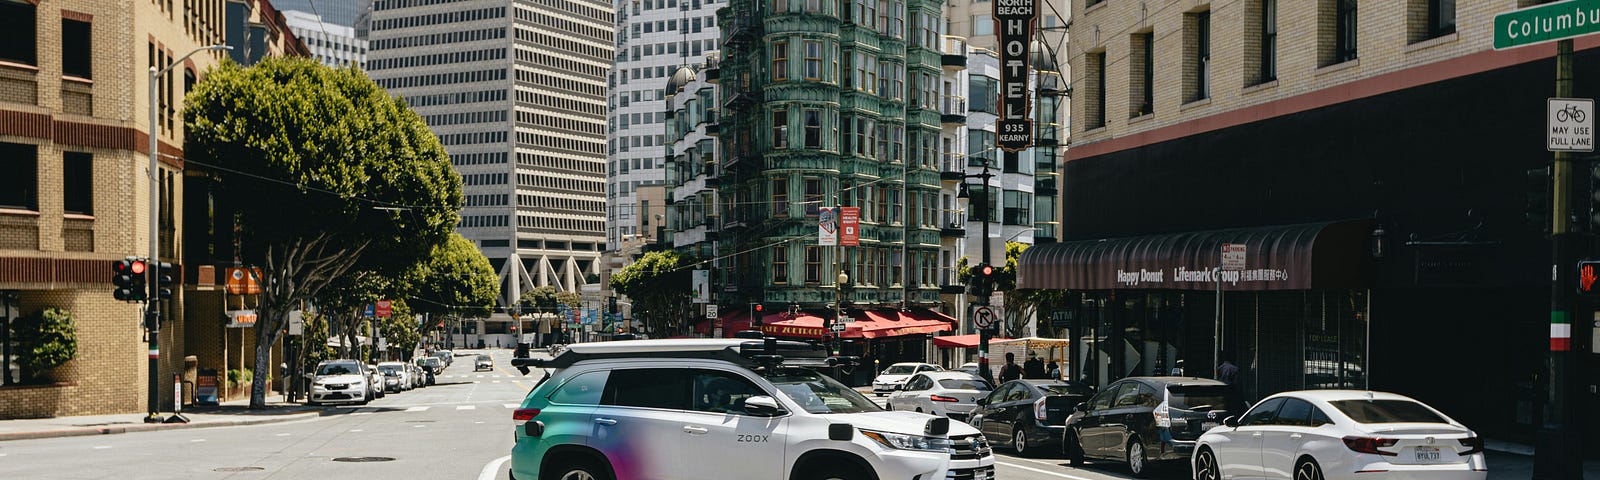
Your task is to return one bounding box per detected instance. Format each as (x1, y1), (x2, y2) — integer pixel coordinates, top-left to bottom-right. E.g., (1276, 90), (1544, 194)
(750, 303), (765, 326)
(968, 263), (996, 297)
(155, 262), (176, 300)
(112, 256), (148, 302)
(608, 297), (618, 314)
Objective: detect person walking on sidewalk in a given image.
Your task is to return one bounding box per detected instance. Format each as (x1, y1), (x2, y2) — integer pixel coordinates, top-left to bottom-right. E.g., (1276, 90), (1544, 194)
(999, 352), (1023, 383)
(1216, 352), (1239, 385)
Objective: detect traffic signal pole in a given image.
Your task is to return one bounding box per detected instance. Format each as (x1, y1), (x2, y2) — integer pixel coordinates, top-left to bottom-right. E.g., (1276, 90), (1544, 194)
(974, 164), (994, 385)
(1534, 38), (1584, 480)
(146, 64), (163, 424)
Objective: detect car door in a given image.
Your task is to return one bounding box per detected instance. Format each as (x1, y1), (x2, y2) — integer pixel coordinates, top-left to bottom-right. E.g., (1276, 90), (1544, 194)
(999, 382), (1033, 442)
(593, 367), (693, 480)
(678, 368), (788, 480)
(1260, 397), (1319, 479)
(977, 383), (1014, 441)
(1213, 396), (1285, 480)
(1085, 381), (1138, 458)
(890, 374), (926, 411)
(1072, 383), (1118, 457)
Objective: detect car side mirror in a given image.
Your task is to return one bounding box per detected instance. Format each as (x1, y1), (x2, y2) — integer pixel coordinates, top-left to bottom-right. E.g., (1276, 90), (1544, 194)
(743, 396), (785, 416)
(1223, 416), (1239, 428)
(976, 398), (989, 406)
(1074, 402), (1089, 413)
(892, 384), (904, 391)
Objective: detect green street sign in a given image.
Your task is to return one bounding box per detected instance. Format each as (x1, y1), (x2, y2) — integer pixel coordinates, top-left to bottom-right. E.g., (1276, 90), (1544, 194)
(1494, 0), (1600, 50)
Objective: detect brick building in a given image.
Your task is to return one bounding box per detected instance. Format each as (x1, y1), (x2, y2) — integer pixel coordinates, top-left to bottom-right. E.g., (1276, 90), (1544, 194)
(0, 0), (303, 419)
(1020, 0), (1600, 443)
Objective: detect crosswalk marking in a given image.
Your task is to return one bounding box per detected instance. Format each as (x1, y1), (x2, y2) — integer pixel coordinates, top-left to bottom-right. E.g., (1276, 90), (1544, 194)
(93, 446), (111, 450)
(191, 439), (206, 443)
(492, 380), (501, 383)
(456, 405), (476, 410)
(276, 433), (291, 437)
(405, 406), (431, 412)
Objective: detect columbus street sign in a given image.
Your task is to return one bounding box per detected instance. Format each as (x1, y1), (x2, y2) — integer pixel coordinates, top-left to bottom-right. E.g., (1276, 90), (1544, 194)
(1494, 0), (1600, 50)
(995, 0), (1036, 152)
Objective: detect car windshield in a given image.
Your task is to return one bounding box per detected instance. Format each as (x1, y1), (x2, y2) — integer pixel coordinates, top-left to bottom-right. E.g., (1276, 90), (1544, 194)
(1169, 385), (1237, 411)
(883, 365), (917, 374)
(1039, 383), (1095, 396)
(938, 378), (991, 390)
(1330, 399), (1449, 424)
(765, 368), (882, 414)
(316, 363), (359, 376)
(477, 355), (491, 361)
(379, 365), (402, 375)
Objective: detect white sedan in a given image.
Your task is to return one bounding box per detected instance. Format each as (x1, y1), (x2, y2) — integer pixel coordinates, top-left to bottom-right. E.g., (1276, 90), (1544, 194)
(1193, 390), (1487, 480)
(870, 362), (942, 396)
(884, 371), (992, 421)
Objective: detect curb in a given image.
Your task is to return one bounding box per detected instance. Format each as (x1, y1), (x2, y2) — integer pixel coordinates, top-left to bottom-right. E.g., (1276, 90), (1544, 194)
(0, 411), (322, 442)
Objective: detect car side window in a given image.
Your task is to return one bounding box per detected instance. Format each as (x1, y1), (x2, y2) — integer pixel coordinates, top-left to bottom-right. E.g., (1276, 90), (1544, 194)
(1275, 398), (1316, 427)
(603, 368), (692, 410)
(1090, 384), (1119, 410)
(691, 369), (768, 415)
(1005, 384), (1030, 402)
(1137, 384), (1161, 407)
(1111, 382), (1143, 407)
(904, 375), (924, 391)
(1240, 397), (1287, 426)
(986, 384), (1011, 404)
(1309, 406), (1334, 426)
(549, 371), (610, 405)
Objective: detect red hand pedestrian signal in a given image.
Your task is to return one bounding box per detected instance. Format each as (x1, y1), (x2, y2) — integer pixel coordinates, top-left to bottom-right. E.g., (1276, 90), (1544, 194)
(1579, 261), (1600, 298)
(1584, 265), (1598, 292)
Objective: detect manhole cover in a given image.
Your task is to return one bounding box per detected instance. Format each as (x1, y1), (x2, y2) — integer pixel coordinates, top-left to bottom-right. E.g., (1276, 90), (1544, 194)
(213, 467), (265, 472)
(332, 457), (395, 463)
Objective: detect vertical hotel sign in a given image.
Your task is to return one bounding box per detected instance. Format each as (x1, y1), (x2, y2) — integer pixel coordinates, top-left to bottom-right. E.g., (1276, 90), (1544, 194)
(995, 0), (1037, 151)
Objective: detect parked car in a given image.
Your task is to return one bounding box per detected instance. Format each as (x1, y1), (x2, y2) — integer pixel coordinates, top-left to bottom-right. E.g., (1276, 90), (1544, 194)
(309, 360), (372, 406)
(365, 364), (386, 398)
(871, 362), (943, 396)
(971, 379), (1095, 457)
(433, 350), (453, 366)
(1193, 390), (1487, 480)
(417, 356), (444, 376)
(886, 371), (992, 421)
(1063, 377), (1242, 477)
(409, 363), (426, 388)
(955, 362), (981, 377)
(377, 361), (411, 393)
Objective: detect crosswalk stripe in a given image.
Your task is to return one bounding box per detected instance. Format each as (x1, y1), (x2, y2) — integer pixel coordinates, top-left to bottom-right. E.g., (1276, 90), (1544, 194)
(405, 406), (431, 412)
(456, 405), (476, 410)
(492, 380), (501, 383)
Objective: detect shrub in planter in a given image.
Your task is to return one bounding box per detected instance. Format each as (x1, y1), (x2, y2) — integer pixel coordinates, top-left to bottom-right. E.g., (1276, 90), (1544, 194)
(15, 308), (77, 383)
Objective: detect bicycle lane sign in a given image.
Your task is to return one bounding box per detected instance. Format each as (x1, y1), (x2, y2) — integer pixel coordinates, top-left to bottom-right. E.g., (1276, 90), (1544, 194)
(1549, 97), (1594, 152)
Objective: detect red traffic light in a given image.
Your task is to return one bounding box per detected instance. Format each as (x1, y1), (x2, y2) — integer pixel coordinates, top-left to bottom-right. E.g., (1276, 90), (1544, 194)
(980, 264), (994, 276)
(129, 259), (146, 275)
(754, 304), (764, 312)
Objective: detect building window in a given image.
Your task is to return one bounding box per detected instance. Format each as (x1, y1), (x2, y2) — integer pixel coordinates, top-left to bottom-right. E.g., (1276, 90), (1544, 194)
(0, 143), (37, 211)
(773, 0), (787, 14)
(772, 245), (789, 284)
(772, 176), (789, 216)
(1255, 0), (1277, 84)
(969, 75), (996, 113)
(803, 109), (822, 149)
(1186, 11), (1210, 102)
(803, 177), (822, 216)
(805, 0), (821, 13)
(771, 108), (788, 149)
(63, 152), (92, 215)
(1132, 32), (1154, 116)
(1003, 190), (1031, 225)
(973, 14), (992, 36)
(1412, 0), (1455, 42)
(1087, 51), (1106, 129)
(804, 246), (822, 284)
(772, 41), (788, 81)
(968, 130), (995, 167)
(62, 19), (92, 79)
(1322, 0), (1357, 66)
(803, 40), (822, 80)
(0, 1), (36, 66)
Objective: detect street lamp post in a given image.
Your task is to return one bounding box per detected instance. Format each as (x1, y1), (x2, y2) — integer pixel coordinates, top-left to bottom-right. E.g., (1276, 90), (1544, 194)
(146, 44), (230, 424)
(959, 163), (996, 384)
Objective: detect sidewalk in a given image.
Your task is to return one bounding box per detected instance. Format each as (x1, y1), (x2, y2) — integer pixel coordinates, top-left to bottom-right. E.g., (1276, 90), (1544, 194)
(1486, 450), (1600, 479)
(0, 396), (322, 442)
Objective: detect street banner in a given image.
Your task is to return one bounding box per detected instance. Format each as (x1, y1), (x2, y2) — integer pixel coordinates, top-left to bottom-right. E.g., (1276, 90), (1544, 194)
(376, 299), (392, 318)
(224, 267), (262, 294)
(841, 207), (860, 246)
(691, 269), (710, 303)
(995, 0), (1037, 152)
(819, 207), (839, 246)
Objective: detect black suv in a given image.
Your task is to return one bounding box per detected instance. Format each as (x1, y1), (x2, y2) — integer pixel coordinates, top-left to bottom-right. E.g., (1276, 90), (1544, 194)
(1062, 377), (1242, 477)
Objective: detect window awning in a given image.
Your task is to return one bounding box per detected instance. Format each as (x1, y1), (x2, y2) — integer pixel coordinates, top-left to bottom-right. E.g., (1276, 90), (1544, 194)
(1017, 220), (1372, 291)
(759, 309), (954, 339)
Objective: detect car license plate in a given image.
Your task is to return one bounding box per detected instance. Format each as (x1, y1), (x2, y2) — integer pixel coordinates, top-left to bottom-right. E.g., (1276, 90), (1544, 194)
(970, 467), (989, 479)
(1200, 421), (1218, 431)
(1414, 446), (1441, 462)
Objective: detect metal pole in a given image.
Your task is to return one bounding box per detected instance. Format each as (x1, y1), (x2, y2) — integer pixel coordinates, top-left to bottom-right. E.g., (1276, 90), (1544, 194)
(977, 163), (994, 385)
(145, 65), (162, 423)
(1534, 38), (1582, 480)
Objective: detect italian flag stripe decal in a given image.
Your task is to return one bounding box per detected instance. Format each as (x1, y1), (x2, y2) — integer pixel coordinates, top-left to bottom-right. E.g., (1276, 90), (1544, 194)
(1551, 323), (1573, 352)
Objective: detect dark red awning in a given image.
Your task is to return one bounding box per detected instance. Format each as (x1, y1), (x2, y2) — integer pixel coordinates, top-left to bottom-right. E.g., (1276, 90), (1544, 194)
(759, 309), (953, 339)
(932, 334), (1013, 349)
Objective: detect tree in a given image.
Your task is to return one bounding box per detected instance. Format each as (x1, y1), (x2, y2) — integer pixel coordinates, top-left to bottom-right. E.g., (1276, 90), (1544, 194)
(378, 299), (421, 361)
(998, 242), (1065, 337)
(185, 57), (462, 408)
(14, 308), (76, 383)
(411, 233), (499, 339)
(609, 251), (696, 337)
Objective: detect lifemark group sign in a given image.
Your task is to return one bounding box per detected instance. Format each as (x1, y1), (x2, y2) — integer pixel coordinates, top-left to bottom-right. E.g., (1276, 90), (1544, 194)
(1494, 0), (1600, 50)
(995, 0), (1036, 152)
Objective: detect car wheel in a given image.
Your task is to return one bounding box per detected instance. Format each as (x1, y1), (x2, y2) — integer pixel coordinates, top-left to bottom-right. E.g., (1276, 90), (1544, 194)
(1125, 436), (1149, 478)
(1012, 427), (1039, 457)
(1294, 457), (1325, 480)
(1063, 430), (1085, 465)
(1194, 448), (1220, 480)
(550, 458), (610, 480)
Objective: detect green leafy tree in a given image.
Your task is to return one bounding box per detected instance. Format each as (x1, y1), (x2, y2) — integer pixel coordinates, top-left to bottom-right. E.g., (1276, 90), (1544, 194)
(411, 233), (499, 338)
(999, 242), (1065, 337)
(379, 299), (421, 361)
(185, 57), (462, 408)
(610, 251), (696, 337)
(14, 308), (76, 383)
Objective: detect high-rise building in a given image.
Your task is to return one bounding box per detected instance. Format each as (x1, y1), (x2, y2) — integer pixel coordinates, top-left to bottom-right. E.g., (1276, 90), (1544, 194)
(606, 0), (725, 250)
(365, 0), (612, 332)
(282, 10), (368, 68)
(268, 0), (373, 28)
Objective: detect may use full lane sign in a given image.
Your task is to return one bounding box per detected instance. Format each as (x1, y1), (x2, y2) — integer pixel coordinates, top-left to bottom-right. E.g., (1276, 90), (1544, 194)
(995, 0), (1036, 152)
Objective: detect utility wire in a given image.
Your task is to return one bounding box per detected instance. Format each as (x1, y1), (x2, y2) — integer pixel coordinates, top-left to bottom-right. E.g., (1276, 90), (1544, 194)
(181, 156), (458, 211)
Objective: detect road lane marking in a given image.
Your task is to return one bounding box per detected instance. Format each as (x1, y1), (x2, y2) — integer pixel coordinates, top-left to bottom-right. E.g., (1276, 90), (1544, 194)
(350, 429), (363, 432)
(93, 446), (111, 450)
(413, 425), (426, 428)
(456, 405), (476, 410)
(406, 406), (431, 412)
(995, 461), (1100, 480)
(504, 403), (519, 409)
(276, 433), (290, 437)
(478, 455), (512, 480)
(190, 439), (206, 443)
(475, 421), (485, 424)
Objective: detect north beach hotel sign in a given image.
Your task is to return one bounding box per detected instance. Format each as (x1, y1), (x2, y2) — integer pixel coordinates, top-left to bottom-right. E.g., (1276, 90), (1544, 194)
(995, 0), (1036, 151)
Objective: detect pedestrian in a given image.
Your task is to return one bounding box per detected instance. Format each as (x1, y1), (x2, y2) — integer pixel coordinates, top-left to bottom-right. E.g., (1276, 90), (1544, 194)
(1023, 353), (1045, 379)
(999, 352), (1023, 383)
(1216, 352), (1239, 385)
(1045, 361), (1060, 380)
(1170, 359), (1186, 376)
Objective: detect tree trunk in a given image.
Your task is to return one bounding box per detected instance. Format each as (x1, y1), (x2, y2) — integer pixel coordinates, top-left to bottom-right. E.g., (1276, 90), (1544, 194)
(249, 235), (369, 409)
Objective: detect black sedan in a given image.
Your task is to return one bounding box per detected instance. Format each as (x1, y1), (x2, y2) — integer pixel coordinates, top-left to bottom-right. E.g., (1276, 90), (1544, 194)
(1062, 377), (1242, 477)
(969, 379), (1095, 457)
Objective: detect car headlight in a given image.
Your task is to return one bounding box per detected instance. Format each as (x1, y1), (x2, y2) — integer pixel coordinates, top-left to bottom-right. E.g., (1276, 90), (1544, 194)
(860, 430), (954, 452)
